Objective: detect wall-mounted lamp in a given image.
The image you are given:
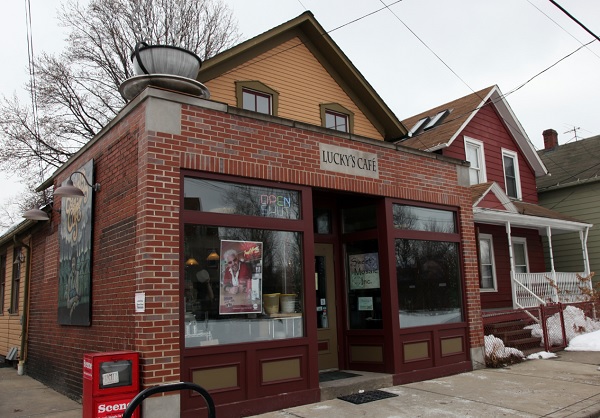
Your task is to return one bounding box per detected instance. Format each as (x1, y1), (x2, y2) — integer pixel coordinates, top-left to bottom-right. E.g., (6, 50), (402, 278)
(54, 171), (100, 198)
(22, 203), (59, 221)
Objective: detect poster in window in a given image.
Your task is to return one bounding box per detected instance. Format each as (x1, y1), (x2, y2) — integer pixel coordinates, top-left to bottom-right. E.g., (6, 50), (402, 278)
(57, 159), (94, 325)
(219, 240), (263, 314)
(349, 252), (380, 290)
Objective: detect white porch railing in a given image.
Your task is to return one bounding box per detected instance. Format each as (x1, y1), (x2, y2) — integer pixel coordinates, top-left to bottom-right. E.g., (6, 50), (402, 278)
(513, 272), (591, 309)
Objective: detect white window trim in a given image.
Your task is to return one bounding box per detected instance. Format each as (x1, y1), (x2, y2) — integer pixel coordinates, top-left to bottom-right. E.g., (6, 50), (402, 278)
(511, 237), (529, 273)
(479, 233), (497, 292)
(464, 137), (487, 184)
(501, 148), (522, 200)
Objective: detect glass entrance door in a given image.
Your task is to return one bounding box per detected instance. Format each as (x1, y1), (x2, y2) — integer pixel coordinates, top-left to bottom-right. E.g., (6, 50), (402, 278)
(315, 243), (338, 371)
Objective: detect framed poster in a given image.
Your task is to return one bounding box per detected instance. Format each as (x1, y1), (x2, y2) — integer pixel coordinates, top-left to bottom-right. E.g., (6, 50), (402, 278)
(219, 240), (263, 314)
(349, 252), (380, 290)
(57, 159), (94, 325)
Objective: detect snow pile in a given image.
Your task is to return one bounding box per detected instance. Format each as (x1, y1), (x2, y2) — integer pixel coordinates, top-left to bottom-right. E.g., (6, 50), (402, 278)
(566, 329), (600, 351)
(526, 305), (600, 347)
(484, 334), (525, 363)
(526, 351), (557, 360)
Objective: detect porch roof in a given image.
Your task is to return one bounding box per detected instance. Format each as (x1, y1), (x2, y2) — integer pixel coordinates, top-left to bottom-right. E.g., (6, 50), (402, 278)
(473, 205), (592, 235)
(471, 183), (592, 234)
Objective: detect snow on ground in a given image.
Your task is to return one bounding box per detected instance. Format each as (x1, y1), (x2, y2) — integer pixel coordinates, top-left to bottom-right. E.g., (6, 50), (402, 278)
(526, 351), (557, 360)
(565, 329), (600, 351)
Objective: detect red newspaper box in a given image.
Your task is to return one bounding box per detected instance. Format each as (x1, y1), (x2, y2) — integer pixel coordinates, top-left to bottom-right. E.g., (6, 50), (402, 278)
(83, 351), (140, 418)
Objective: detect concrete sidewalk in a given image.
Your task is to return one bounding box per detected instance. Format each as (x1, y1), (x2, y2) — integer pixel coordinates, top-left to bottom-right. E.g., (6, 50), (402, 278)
(0, 364), (81, 418)
(1, 351), (599, 417)
(251, 351), (600, 418)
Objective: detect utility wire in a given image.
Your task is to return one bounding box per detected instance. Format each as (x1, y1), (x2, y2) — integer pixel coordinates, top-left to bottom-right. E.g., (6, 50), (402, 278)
(527, 0), (600, 60)
(548, 0), (600, 43)
(378, 0), (474, 94)
(25, 0), (46, 190)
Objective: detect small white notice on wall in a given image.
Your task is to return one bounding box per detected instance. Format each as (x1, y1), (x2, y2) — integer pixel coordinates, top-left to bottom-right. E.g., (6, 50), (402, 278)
(135, 292), (145, 313)
(358, 297), (374, 311)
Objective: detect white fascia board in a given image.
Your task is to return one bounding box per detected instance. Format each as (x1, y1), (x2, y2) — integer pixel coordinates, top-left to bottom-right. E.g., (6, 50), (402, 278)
(489, 89), (547, 177)
(473, 207), (593, 234)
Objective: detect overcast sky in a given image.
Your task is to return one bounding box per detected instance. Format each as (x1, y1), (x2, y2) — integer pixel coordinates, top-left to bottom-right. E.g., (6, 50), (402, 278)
(1, 0), (599, 223)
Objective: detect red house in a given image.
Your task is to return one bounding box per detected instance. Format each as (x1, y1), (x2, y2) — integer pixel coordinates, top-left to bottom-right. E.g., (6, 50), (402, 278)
(401, 86), (592, 328)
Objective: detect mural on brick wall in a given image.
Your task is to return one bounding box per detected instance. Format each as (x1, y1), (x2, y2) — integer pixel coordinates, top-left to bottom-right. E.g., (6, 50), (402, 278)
(58, 159), (94, 325)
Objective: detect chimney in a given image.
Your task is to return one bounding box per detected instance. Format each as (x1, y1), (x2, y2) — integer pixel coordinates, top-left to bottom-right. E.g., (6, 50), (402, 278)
(542, 129), (558, 150)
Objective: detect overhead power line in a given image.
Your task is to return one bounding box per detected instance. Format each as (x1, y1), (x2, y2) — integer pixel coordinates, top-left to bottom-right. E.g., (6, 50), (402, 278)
(548, 0), (600, 43)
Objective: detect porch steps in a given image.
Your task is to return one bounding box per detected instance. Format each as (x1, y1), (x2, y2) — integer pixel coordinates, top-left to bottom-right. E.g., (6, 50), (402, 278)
(319, 370), (393, 401)
(487, 320), (542, 355)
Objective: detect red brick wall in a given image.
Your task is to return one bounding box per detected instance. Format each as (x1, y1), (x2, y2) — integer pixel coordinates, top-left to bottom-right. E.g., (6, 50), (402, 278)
(27, 108), (144, 400)
(25, 95), (483, 400)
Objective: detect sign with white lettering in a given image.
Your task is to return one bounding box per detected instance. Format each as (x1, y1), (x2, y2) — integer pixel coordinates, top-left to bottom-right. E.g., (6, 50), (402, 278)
(319, 144), (379, 179)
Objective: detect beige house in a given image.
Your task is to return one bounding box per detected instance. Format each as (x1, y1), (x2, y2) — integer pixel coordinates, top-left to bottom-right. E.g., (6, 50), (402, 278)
(0, 222), (32, 368)
(537, 129), (598, 281)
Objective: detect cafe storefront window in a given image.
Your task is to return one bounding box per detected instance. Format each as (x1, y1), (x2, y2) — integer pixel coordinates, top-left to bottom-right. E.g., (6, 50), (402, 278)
(393, 204), (463, 328)
(183, 177), (304, 347)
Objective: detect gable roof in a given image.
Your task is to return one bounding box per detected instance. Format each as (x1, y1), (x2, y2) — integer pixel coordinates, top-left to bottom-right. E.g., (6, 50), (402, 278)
(537, 134), (600, 191)
(470, 182), (517, 213)
(197, 11), (407, 141)
(399, 85), (547, 177)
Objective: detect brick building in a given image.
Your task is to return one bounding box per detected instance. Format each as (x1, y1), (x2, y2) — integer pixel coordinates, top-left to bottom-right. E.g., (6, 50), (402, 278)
(4, 12), (484, 417)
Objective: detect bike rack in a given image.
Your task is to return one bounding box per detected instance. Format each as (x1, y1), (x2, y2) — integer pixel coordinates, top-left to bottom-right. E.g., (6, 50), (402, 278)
(122, 381), (216, 418)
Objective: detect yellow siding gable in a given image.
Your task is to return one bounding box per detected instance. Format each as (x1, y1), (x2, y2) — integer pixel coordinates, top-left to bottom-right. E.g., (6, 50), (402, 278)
(205, 37), (383, 140)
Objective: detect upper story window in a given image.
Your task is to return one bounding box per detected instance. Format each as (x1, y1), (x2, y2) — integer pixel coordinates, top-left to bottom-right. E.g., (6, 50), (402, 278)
(242, 89), (271, 114)
(502, 149), (521, 199)
(235, 80), (279, 116)
(325, 110), (348, 132)
(464, 137), (486, 185)
(320, 103), (353, 134)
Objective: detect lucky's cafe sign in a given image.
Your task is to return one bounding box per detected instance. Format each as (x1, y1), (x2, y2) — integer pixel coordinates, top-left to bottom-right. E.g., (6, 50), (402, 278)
(319, 144), (379, 179)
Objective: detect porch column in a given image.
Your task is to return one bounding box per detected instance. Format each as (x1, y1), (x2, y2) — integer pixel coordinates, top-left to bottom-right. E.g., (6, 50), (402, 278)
(545, 226), (558, 303)
(506, 222), (517, 309)
(545, 226), (555, 273)
(580, 227), (591, 284)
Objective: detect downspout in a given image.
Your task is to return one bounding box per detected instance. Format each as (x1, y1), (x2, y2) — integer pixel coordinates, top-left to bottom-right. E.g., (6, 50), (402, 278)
(15, 236), (31, 376)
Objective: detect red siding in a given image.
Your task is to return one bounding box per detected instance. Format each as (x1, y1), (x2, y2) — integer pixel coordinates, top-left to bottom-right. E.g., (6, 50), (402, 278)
(477, 224), (546, 310)
(444, 103), (538, 204)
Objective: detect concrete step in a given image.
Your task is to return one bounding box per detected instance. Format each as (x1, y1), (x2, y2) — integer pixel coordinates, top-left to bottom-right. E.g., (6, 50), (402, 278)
(319, 370), (393, 401)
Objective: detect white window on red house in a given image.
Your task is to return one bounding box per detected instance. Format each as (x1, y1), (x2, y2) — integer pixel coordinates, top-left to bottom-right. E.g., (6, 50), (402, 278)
(464, 137), (486, 185)
(242, 88), (272, 115)
(478, 234), (496, 291)
(325, 110), (348, 132)
(502, 149), (521, 199)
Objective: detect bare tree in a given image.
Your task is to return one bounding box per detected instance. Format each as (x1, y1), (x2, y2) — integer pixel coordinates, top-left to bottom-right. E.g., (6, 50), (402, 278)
(0, 0), (239, 225)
